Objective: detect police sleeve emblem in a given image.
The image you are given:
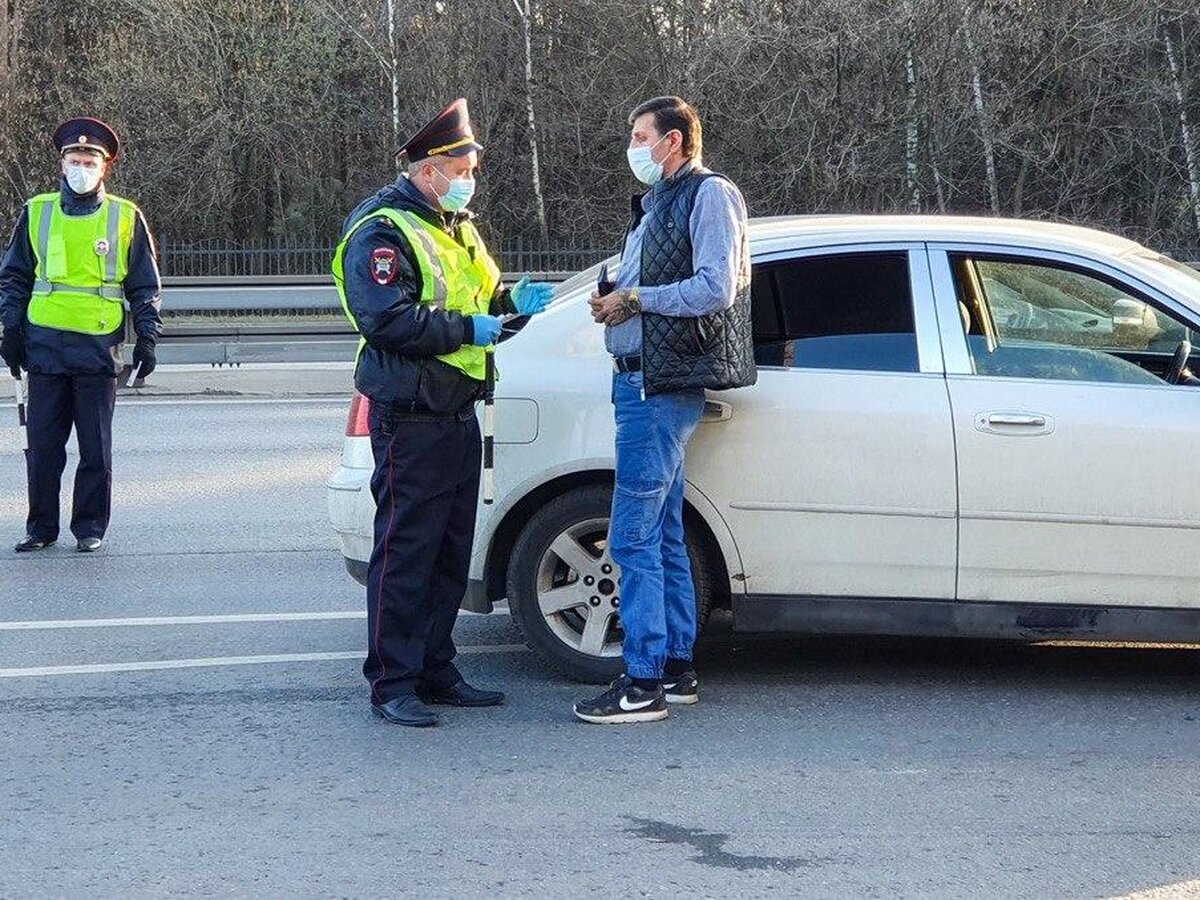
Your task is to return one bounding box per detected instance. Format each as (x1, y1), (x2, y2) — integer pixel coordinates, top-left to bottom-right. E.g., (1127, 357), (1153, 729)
(370, 247), (398, 285)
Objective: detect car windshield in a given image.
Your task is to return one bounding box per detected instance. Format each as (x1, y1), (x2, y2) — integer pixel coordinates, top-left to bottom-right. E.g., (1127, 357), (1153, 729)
(1129, 250), (1200, 303)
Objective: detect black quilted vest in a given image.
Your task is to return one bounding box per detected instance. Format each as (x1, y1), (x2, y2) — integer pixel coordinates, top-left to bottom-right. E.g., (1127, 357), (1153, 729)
(633, 166), (757, 395)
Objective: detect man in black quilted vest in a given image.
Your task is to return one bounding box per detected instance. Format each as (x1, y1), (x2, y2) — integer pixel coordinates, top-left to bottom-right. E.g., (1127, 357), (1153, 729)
(574, 96), (756, 724)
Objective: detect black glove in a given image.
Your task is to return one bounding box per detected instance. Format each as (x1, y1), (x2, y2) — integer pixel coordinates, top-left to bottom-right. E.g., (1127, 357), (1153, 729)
(0, 328), (24, 379)
(131, 335), (157, 379)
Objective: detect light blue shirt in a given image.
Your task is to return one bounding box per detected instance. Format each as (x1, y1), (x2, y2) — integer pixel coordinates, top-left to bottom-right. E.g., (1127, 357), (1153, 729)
(605, 162), (748, 357)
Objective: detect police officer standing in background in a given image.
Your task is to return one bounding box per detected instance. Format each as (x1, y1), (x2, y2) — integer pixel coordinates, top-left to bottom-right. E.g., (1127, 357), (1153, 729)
(0, 118), (161, 553)
(333, 99), (554, 727)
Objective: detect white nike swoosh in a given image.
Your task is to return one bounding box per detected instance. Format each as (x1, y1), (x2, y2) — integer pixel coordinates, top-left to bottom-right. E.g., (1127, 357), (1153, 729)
(619, 695), (655, 712)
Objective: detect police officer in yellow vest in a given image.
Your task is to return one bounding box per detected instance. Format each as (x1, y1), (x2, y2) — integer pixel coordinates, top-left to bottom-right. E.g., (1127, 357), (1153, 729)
(333, 99), (554, 727)
(0, 118), (161, 553)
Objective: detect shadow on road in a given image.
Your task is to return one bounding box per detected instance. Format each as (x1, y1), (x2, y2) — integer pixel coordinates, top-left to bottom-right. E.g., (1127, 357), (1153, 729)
(688, 612), (1200, 697)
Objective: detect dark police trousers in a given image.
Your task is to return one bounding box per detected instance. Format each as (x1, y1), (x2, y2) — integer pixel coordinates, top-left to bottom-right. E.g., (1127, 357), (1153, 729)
(364, 402), (481, 704)
(25, 372), (117, 541)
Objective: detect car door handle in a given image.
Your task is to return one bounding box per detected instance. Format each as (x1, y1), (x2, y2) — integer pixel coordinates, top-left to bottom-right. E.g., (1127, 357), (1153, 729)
(703, 400), (733, 422)
(975, 411), (1054, 436)
(985, 413), (1046, 427)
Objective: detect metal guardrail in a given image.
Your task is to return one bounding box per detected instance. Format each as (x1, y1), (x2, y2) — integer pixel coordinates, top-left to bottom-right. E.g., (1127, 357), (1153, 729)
(156, 273), (578, 365)
(158, 238), (610, 279)
(160, 272), (575, 314)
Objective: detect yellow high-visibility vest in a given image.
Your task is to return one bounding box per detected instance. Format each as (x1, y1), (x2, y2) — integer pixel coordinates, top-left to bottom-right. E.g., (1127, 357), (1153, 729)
(25, 192), (136, 336)
(332, 207), (500, 380)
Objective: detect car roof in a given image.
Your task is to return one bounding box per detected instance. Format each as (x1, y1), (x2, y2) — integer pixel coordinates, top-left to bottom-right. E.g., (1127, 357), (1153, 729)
(748, 214), (1147, 258)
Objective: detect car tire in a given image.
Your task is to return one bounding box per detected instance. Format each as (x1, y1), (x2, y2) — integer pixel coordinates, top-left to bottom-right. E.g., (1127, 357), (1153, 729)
(506, 483), (716, 684)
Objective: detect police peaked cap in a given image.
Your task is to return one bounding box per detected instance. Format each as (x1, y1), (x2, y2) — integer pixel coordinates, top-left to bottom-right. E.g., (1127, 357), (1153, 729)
(396, 98), (483, 162)
(53, 117), (120, 160)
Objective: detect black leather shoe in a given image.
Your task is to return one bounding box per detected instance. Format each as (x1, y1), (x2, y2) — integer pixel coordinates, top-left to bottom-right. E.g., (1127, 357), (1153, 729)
(76, 537), (103, 553)
(371, 696), (438, 727)
(419, 679), (505, 707)
(14, 535), (55, 552)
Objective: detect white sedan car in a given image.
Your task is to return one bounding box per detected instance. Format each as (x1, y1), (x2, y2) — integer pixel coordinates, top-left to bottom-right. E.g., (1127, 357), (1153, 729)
(329, 215), (1200, 682)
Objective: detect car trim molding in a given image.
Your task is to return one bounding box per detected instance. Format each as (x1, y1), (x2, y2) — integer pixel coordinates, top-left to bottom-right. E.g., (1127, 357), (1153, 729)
(961, 509), (1200, 530)
(729, 500), (956, 519)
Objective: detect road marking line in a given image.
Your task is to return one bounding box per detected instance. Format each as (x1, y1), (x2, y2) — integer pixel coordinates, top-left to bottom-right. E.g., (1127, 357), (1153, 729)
(0, 611), (367, 631)
(1111, 881), (1200, 900)
(5, 397), (348, 410)
(118, 397), (348, 407)
(0, 607), (503, 631)
(0, 644), (529, 678)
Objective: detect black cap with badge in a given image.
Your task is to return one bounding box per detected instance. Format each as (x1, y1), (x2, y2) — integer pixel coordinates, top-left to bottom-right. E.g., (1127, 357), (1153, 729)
(52, 117), (120, 160)
(395, 98), (483, 162)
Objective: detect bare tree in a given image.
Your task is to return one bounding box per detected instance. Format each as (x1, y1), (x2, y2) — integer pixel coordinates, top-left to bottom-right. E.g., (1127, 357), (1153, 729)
(387, 0), (399, 148)
(513, 0), (548, 241)
(962, 6), (1000, 215)
(1163, 13), (1200, 239)
(905, 47), (920, 212)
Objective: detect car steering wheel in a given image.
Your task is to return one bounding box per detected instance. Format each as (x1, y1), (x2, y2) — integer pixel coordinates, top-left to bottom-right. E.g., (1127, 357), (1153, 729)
(1167, 339), (1192, 384)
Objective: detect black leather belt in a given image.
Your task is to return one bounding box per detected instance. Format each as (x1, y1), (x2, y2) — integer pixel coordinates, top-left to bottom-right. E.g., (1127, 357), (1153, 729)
(613, 355), (642, 373)
(387, 404), (476, 423)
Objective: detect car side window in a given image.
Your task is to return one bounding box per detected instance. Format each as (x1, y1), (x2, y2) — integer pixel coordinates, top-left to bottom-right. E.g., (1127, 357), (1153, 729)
(751, 251), (919, 373)
(950, 254), (1191, 385)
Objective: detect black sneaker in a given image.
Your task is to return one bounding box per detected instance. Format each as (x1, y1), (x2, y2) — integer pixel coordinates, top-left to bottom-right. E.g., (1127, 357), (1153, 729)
(573, 675), (668, 725)
(663, 670), (699, 705)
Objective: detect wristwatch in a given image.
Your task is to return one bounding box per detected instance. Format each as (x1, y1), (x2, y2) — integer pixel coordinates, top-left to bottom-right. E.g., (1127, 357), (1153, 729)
(621, 288), (641, 315)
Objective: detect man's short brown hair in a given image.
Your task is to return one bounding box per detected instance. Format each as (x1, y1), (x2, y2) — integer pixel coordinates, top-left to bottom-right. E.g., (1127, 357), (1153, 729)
(629, 96), (702, 160)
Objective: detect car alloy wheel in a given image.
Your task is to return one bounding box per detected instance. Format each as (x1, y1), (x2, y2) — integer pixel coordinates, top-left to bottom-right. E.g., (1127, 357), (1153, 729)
(535, 516), (624, 659)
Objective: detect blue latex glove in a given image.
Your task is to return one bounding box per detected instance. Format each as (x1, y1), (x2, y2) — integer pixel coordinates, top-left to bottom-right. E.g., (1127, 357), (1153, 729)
(510, 276), (554, 316)
(468, 314), (504, 346)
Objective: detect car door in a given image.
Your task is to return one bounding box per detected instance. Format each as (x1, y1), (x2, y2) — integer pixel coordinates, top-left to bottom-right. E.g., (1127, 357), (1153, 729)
(928, 244), (1200, 607)
(685, 243), (958, 600)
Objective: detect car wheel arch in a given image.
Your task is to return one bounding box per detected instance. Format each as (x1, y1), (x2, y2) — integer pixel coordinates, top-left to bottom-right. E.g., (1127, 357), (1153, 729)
(482, 468), (741, 612)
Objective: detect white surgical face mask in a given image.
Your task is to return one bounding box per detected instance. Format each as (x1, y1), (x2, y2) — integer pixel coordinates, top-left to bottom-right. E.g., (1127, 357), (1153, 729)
(433, 167), (476, 212)
(64, 162), (103, 195)
(626, 133), (670, 186)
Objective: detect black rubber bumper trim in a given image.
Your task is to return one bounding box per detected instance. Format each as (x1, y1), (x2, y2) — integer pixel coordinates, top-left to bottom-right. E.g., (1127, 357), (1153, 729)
(734, 594), (1200, 642)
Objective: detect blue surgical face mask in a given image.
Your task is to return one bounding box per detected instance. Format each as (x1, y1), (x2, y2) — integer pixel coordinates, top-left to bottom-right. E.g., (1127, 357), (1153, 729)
(64, 162), (103, 195)
(626, 133), (669, 186)
(433, 167), (476, 212)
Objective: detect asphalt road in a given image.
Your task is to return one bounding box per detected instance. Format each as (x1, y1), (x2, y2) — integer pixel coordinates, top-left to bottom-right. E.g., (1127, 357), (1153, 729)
(1, 375), (1199, 898)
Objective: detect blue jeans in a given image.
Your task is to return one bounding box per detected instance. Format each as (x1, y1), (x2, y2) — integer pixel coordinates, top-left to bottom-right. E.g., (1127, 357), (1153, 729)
(609, 370), (706, 680)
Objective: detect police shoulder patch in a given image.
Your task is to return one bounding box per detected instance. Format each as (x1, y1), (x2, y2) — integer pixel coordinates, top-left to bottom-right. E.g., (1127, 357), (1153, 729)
(370, 247), (398, 285)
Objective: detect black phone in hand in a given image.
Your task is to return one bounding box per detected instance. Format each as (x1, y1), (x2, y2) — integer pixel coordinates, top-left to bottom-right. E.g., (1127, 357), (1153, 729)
(596, 262), (614, 297)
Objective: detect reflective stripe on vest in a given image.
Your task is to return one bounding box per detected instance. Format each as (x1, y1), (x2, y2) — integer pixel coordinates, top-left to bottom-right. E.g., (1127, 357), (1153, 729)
(26, 193), (135, 336)
(332, 207), (500, 381)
